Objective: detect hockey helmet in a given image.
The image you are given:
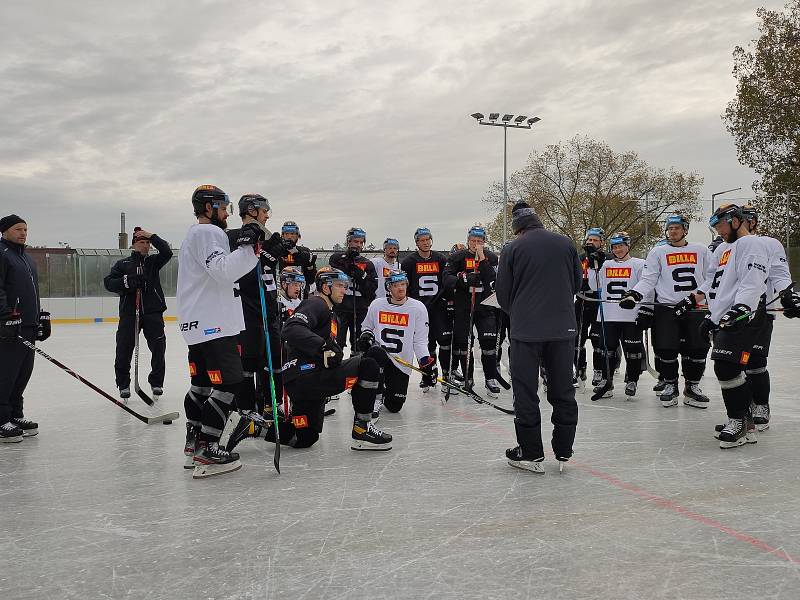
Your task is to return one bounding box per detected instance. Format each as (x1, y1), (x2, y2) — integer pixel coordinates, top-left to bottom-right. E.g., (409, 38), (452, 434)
(384, 270), (409, 292)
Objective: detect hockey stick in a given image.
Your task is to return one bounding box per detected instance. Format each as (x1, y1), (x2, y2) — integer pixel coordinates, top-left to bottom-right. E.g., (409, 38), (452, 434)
(643, 330), (659, 379)
(132, 265), (154, 406)
(463, 256), (480, 389)
(255, 264), (281, 474)
(574, 292), (586, 386)
(493, 312), (511, 389)
(17, 336), (178, 424)
(443, 300), (455, 404)
(591, 261), (613, 401)
(392, 355), (514, 415)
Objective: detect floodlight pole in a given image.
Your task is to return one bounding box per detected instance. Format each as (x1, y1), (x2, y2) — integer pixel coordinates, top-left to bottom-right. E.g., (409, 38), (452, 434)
(471, 114), (540, 246)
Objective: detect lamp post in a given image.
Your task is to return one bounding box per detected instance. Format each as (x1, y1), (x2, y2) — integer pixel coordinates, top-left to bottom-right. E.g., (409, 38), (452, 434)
(710, 187), (742, 240)
(470, 112), (541, 247)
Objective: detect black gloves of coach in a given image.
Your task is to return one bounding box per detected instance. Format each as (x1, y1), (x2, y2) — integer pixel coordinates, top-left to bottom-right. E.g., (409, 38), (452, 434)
(37, 311), (51, 342)
(635, 306), (653, 331)
(0, 310), (22, 340)
(719, 303), (752, 330)
(236, 223), (266, 249)
(357, 330), (376, 353)
(124, 274), (146, 290)
(619, 289), (642, 310)
(322, 338), (344, 368)
(673, 294), (697, 318)
(780, 287), (800, 319)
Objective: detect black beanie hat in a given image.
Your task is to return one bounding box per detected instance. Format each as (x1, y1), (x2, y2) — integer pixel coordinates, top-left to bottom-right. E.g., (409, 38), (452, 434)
(511, 202), (542, 234)
(0, 214), (26, 233)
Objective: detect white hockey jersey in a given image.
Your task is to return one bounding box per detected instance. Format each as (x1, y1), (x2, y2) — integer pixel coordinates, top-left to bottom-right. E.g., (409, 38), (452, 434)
(595, 257), (648, 322)
(371, 256), (400, 294)
(176, 224), (259, 345)
(632, 242), (713, 305)
(279, 294), (302, 318)
(361, 296), (430, 375)
(759, 235), (792, 303)
(698, 235), (768, 324)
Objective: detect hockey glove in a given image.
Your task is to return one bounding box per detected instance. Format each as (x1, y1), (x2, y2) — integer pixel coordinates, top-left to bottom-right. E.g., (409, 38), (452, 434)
(37, 311), (51, 342)
(236, 223), (266, 249)
(673, 294), (697, 318)
(347, 262), (366, 281)
(619, 289), (642, 310)
(458, 271), (481, 288)
(418, 356), (436, 378)
(780, 287), (800, 319)
(0, 310), (22, 340)
(123, 274), (146, 290)
(282, 237), (297, 251)
(356, 330), (376, 353)
(699, 315), (716, 341)
(322, 338), (344, 369)
(635, 306), (654, 331)
(719, 303), (752, 330)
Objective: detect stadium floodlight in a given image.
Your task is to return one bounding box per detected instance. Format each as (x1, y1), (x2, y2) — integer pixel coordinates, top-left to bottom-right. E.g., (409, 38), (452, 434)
(502, 114), (513, 122)
(489, 113), (500, 121)
(471, 112), (484, 121)
(527, 116), (541, 125)
(514, 115), (527, 123)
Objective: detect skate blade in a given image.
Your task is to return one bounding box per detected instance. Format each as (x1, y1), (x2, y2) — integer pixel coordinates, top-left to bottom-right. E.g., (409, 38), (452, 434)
(683, 398), (709, 409)
(507, 459), (545, 474)
(660, 399), (678, 407)
(183, 455), (196, 469)
(1, 436), (23, 443)
(558, 462), (566, 473)
(350, 440), (392, 451)
(192, 460), (243, 478)
(21, 429), (39, 437)
(755, 423), (769, 432)
(719, 435), (757, 449)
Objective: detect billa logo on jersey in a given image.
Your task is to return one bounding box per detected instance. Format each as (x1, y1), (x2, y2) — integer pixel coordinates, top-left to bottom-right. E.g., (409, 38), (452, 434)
(465, 258), (477, 270)
(416, 262), (440, 274)
(739, 351), (750, 365)
(188, 362), (197, 377)
(605, 267), (632, 278)
(719, 249), (731, 266)
(383, 267), (393, 277)
(345, 377), (358, 390)
(292, 415), (309, 429)
(379, 311), (409, 327)
(330, 319), (338, 338)
(207, 370), (223, 384)
(666, 252), (698, 266)
(284, 253), (295, 264)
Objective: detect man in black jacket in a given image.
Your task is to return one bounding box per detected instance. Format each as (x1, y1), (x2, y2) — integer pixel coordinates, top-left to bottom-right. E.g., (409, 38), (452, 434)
(328, 227), (378, 352)
(103, 227), (173, 400)
(496, 202), (583, 473)
(0, 215), (49, 442)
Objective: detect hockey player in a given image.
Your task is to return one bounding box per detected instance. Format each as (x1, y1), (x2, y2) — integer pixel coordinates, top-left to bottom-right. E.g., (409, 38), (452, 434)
(328, 228), (378, 352)
(276, 267), (392, 450)
(372, 238), (401, 292)
(589, 232), (649, 399)
(225, 194), (291, 423)
(279, 221), (316, 298)
(734, 205), (797, 431)
(575, 228), (606, 385)
(445, 226), (502, 398)
(104, 227), (173, 400)
(400, 227), (455, 392)
(178, 185), (264, 478)
(279, 266), (305, 318)
(358, 270), (434, 416)
(619, 215), (714, 408)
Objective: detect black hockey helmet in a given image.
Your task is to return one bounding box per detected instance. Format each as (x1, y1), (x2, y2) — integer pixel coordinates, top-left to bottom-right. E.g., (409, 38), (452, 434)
(315, 267), (350, 293)
(282, 220), (300, 235)
(740, 204), (759, 224)
(414, 227), (432, 242)
(238, 194), (270, 217)
(383, 237), (400, 249)
(709, 203), (744, 228)
(280, 266), (306, 287)
(191, 185), (229, 216)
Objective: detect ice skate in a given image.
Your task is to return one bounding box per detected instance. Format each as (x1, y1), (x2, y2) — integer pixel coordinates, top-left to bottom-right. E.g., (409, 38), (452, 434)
(624, 380), (637, 397)
(11, 417), (38, 437)
(659, 382), (678, 407)
(0, 422), (23, 444)
(506, 446), (545, 473)
(351, 418), (392, 451)
(192, 441), (242, 478)
(485, 379), (501, 399)
(717, 418), (756, 449)
(683, 382), (709, 408)
(752, 404), (770, 431)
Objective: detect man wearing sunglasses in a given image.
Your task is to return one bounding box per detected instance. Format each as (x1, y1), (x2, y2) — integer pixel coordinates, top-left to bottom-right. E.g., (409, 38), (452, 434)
(104, 226), (173, 401)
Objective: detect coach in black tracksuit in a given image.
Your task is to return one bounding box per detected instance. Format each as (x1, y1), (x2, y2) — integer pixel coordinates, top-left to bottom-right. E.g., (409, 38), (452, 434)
(104, 229), (172, 395)
(0, 215), (49, 441)
(496, 203), (583, 468)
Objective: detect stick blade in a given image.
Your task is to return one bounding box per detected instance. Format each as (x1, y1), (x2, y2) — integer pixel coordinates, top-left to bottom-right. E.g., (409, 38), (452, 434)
(145, 411), (180, 425)
(273, 443), (281, 474)
(134, 385), (155, 406)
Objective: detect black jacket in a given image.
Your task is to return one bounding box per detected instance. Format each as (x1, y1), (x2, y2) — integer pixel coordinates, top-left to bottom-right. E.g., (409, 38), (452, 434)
(280, 295), (340, 381)
(329, 251), (378, 313)
(103, 235), (172, 315)
(0, 238), (40, 326)
(495, 226), (583, 342)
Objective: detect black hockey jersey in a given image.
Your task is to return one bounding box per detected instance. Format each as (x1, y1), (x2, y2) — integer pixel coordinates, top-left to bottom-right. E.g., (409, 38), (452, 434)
(400, 250), (455, 308)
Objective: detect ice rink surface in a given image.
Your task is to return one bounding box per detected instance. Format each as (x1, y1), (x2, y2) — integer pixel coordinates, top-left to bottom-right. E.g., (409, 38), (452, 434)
(2, 321), (800, 600)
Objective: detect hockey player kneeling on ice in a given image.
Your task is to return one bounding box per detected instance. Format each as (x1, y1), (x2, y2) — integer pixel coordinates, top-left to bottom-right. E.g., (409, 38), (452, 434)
(700, 204), (770, 449)
(358, 270), (433, 417)
(275, 267), (392, 450)
(588, 232), (650, 400)
(178, 185), (263, 478)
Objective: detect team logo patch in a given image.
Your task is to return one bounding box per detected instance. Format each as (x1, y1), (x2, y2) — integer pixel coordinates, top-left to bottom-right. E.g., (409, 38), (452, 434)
(355, 262), (367, 272)
(383, 267), (393, 277)
(330, 319), (338, 338)
(292, 415), (309, 429)
(379, 311), (409, 326)
(236, 344), (242, 356)
(188, 362), (197, 377)
(739, 351), (750, 365)
(416, 262), (440, 274)
(284, 253), (295, 264)
(719, 249), (731, 266)
(203, 327), (221, 335)
(605, 267), (632, 278)
(208, 370), (223, 384)
(345, 377), (358, 390)
(465, 258), (477, 270)
(666, 252), (697, 266)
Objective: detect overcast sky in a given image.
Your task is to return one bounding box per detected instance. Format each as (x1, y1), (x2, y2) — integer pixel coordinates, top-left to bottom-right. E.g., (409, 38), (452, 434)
(0, 0), (782, 250)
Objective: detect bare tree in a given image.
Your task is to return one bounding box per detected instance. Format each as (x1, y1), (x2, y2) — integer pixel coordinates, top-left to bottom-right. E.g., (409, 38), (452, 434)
(482, 135), (703, 250)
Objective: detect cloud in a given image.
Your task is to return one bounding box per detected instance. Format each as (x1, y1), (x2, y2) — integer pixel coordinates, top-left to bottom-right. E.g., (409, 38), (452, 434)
(0, 0), (784, 249)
